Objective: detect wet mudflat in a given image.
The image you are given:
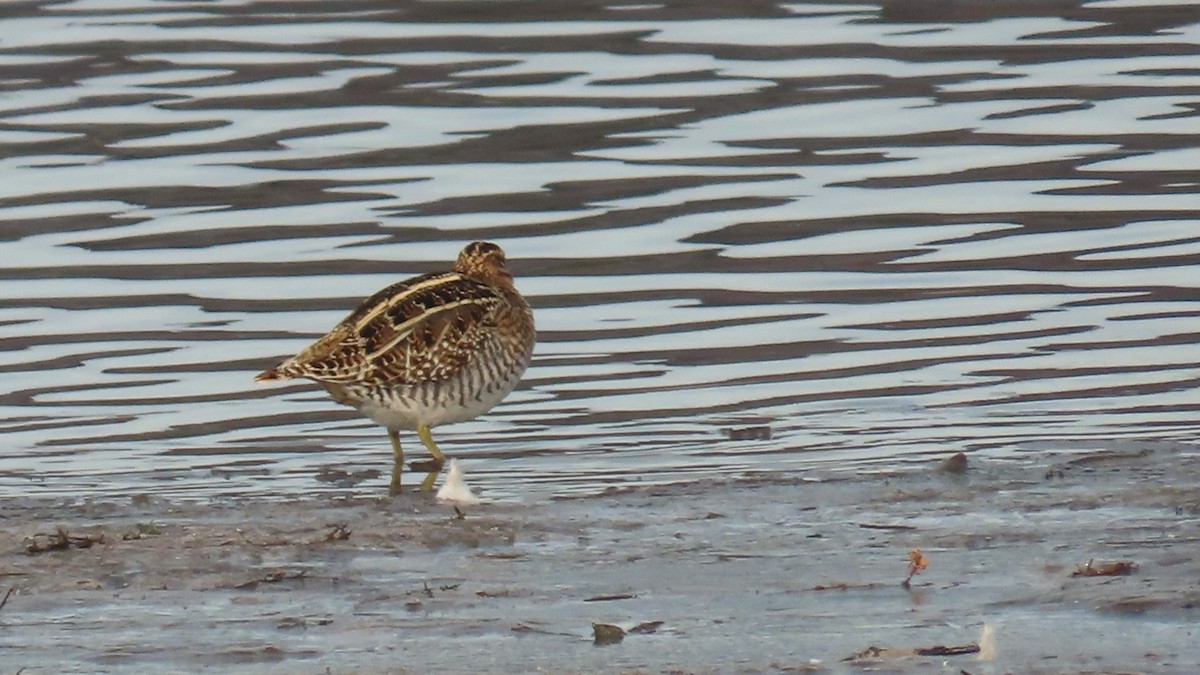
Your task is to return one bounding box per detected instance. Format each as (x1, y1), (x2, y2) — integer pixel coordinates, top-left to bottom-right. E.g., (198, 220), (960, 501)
(3, 0), (1200, 671)
(3, 446), (1198, 674)
(4, 0), (1200, 500)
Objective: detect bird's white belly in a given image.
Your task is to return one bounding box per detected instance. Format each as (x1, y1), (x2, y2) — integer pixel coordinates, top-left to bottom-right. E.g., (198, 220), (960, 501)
(353, 360), (525, 431)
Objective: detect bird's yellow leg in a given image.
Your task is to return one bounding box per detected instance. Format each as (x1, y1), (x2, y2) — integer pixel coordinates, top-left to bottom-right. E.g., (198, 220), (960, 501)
(418, 469), (439, 492)
(416, 424), (445, 492)
(417, 424), (446, 465)
(388, 429), (404, 495)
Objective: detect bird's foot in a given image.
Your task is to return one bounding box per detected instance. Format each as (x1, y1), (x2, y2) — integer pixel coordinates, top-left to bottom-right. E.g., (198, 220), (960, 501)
(410, 457), (446, 473)
(411, 457), (445, 493)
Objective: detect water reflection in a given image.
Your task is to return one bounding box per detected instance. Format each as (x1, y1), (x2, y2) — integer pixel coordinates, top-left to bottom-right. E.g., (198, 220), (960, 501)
(1, 0), (1198, 499)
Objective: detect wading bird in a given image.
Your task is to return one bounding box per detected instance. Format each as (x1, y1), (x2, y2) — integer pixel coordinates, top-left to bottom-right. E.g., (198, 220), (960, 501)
(256, 241), (535, 493)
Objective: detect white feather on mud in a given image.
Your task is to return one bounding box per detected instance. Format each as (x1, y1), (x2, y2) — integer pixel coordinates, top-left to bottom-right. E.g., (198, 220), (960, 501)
(436, 459), (482, 504)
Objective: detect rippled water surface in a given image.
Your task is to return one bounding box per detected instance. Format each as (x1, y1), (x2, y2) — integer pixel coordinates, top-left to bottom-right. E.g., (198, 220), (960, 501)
(2, 0), (1199, 499)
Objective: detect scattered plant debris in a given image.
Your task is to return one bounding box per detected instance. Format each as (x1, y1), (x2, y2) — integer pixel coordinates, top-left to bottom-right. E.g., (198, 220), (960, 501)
(588, 620), (665, 645)
(724, 426), (772, 441)
(511, 622), (579, 637)
(122, 522), (163, 541)
(0, 587), (14, 613)
(323, 523), (351, 541)
(628, 621), (664, 634)
(277, 615), (333, 629)
(405, 581), (461, 599)
(902, 548), (930, 588)
(843, 646), (893, 661)
(237, 524), (352, 547)
(593, 622), (625, 646)
(843, 641), (979, 662)
(476, 551), (526, 560)
(314, 467), (380, 487)
(858, 522), (917, 531)
(234, 569), (307, 589)
(235, 529), (289, 547)
(807, 582), (887, 592)
(940, 452), (969, 474)
(1071, 559), (1137, 577)
(410, 458), (442, 473)
(24, 528), (103, 555)
(584, 593), (637, 602)
(916, 644), (980, 656)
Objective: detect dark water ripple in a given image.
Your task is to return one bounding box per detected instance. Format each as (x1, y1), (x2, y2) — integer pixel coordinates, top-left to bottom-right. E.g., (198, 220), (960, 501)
(1, 0), (1198, 498)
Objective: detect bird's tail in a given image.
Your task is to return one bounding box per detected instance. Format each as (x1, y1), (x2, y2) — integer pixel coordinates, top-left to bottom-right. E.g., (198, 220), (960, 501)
(254, 366), (291, 383)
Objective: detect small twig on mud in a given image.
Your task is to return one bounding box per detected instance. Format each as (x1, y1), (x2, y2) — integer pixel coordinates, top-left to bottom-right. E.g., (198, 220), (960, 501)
(807, 582), (887, 592)
(916, 644), (980, 656)
(584, 593), (637, 602)
(858, 522), (918, 531)
(0, 586), (15, 613)
(1071, 559), (1137, 577)
(24, 528), (103, 554)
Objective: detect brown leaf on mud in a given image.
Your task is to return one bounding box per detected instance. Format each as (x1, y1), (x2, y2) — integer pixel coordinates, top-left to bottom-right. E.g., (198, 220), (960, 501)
(939, 452), (969, 474)
(628, 620), (664, 634)
(902, 548), (930, 588)
(1071, 559), (1137, 577)
(592, 622), (626, 646)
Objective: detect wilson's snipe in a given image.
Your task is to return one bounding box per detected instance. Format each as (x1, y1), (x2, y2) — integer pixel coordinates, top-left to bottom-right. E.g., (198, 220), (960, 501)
(256, 241), (535, 493)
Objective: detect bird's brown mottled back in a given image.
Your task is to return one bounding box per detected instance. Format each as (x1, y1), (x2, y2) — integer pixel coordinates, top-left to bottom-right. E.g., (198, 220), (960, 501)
(256, 240), (533, 388)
